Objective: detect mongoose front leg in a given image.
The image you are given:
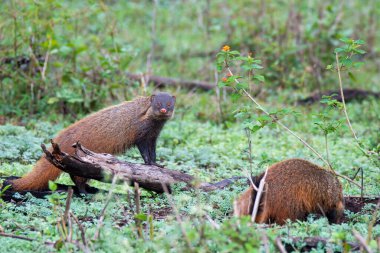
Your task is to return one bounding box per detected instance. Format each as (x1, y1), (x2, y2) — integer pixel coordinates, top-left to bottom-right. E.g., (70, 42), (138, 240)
(147, 138), (165, 167)
(137, 139), (163, 167)
(137, 140), (150, 164)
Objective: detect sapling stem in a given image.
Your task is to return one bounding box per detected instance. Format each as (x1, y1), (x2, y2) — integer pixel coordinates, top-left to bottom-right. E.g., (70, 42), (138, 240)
(224, 62), (361, 188)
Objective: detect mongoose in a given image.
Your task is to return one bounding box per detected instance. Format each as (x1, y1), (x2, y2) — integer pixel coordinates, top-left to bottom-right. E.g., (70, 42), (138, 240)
(7, 92), (176, 192)
(234, 159), (344, 225)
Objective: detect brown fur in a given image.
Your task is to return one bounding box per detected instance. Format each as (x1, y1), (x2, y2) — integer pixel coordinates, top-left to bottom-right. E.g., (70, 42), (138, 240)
(10, 94), (175, 191)
(234, 159), (344, 225)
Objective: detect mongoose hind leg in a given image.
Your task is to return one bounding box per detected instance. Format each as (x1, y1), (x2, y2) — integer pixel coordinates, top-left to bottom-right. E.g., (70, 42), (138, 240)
(70, 175), (89, 194)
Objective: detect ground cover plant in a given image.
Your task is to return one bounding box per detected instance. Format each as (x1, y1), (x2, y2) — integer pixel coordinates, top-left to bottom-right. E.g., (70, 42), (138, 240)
(1, 0), (379, 252)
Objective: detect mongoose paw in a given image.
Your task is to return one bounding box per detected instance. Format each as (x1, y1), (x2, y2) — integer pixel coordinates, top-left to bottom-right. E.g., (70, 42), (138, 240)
(145, 162), (165, 168)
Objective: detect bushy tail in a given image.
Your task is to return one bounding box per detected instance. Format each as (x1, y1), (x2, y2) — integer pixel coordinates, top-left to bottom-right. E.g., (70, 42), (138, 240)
(10, 157), (62, 191)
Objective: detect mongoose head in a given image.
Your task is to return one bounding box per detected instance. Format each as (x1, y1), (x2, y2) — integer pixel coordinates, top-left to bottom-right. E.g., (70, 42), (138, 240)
(150, 92), (176, 120)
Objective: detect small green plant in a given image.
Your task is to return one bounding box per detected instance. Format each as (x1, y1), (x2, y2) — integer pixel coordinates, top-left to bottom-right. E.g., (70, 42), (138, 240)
(328, 38), (380, 167)
(216, 46), (289, 134)
(0, 184), (11, 204)
(327, 38), (366, 74)
(219, 47), (375, 199)
(216, 45), (332, 167)
(314, 94), (344, 164)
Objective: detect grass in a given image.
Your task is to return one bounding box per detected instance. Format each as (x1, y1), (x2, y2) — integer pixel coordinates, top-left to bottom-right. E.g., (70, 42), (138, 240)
(1, 92), (379, 252)
(1, 0), (380, 251)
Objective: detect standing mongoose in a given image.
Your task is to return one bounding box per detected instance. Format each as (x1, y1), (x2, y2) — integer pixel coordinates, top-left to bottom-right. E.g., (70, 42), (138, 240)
(234, 159), (344, 224)
(8, 92), (176, 192)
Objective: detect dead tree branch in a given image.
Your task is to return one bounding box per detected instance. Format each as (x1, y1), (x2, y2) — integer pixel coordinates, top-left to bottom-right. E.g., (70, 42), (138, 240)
(127, 73), (224, 91)
(0, 232), (54, 246)
(41, 140), (242, 193)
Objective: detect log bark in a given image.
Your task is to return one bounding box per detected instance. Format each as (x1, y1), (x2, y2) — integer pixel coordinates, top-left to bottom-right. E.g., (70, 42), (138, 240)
(41, 140), (242, 193)
(126, 73), (224, 91)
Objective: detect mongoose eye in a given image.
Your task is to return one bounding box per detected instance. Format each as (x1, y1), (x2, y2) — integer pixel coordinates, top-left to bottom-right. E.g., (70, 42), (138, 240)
(156, 102), (162, 107)
(167, 103), (171, 107)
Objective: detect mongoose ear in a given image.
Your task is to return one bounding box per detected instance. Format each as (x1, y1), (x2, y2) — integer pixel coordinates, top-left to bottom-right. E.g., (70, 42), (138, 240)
(150, 95), (156, 103)
(172, 95), (176, 102)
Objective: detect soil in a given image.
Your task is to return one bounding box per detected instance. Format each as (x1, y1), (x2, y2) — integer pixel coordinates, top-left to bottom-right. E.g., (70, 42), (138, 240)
(344, 196), (379, 213)
(342, 196), (380, 224)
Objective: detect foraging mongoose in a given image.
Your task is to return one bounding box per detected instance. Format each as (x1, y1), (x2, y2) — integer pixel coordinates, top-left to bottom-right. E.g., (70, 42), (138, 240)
(8, 92), (176, 192)
(234, 159), (344, 224)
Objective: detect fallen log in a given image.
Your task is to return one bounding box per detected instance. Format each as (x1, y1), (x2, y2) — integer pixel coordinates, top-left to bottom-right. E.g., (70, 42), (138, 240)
(40, 140), (242, 193)
(297, 88), (380, 105)
(126, 73), (220, 91)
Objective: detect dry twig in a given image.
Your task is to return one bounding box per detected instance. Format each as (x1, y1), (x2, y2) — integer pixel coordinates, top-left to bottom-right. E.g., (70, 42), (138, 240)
(335, 53), (358, 141)
(353, 229), (373, 253)
(134, 182), (143, 239)
(367, 198), (380, 243)
(161, 182), (194, 252)
(64, 187), (74, 223)
(70, 212), (88, 248)
(251, 167), (269, 222)
(275, 237), (288, 253)
(0, 232), (54, 246)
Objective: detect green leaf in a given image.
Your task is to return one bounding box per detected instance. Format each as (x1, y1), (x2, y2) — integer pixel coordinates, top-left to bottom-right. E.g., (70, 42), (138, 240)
(218, 81), (227, 88)
(353, 48), (366, 54)
(47, 97), (59, 104)
(234, 111), (247, 119)
(236, 82), (248, 90)
(54, 239), (64, 250)
(0, 185), (11, 195)
(135, 213), (148, 221)
(257, 115), (272, 124)
(228, 50), (240, 55)
(231, 93), (242, 102)
(248, 125), (262, 133)
(354, 39), (365, 45)
(216, 64), (223, 72)
(236, 56), (248, 61)
(251, 64), (263, 69)
(341, 58), (352, 67)
(49, 181), (57, 191)
(348, 72), (356, 81)
(227, 75), (242, 82)
(334, 48), (345, 53)
(254, 75), (265, 82)
(67, 97), (84, 104)
(339, 38), (352, 44)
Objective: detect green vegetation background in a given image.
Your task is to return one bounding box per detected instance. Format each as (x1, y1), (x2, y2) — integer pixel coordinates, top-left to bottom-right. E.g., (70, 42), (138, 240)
(0, 0), (379, 252)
